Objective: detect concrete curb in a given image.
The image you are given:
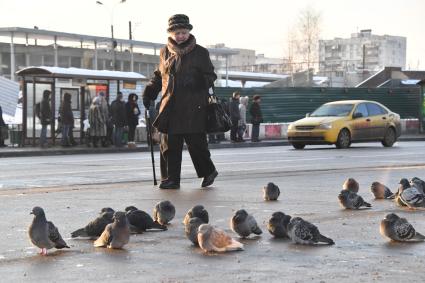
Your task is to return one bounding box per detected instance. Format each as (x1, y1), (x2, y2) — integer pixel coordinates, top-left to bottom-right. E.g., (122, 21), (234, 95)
(1, 135), (424, 158)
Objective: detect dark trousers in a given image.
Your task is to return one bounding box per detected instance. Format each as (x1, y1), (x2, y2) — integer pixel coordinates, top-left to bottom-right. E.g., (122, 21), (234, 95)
(61, 124), (71, 146)
(252, 124), (260, 141)
(113, 126), (124, 147)
(128, 124), (137, 142)
(230, 119), (239, 141)
(160, 133), (216, 183)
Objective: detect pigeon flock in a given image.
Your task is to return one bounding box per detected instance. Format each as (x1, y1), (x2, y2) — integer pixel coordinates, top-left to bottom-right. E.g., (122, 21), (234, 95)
(28, 177), (425, 255)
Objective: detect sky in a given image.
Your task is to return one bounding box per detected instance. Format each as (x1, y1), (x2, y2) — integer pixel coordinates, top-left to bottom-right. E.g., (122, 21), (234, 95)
(0, 0), (424, 69)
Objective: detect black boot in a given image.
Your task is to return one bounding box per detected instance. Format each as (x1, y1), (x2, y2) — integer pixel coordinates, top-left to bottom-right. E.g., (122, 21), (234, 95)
(201, 170), (218, 187)
(159, 179), (180, 189)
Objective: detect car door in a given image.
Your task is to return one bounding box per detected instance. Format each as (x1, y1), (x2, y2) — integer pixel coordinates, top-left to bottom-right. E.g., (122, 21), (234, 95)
(350, 103), (370, 140)
(366, 102), (388, 139)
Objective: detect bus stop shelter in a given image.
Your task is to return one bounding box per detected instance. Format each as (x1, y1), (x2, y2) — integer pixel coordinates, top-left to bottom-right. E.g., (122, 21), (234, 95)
(16, 66), (146, 146)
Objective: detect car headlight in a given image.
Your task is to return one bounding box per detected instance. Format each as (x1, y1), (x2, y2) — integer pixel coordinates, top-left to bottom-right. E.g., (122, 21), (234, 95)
(318, 123), (332, 129)
(288, 123), (295, 130)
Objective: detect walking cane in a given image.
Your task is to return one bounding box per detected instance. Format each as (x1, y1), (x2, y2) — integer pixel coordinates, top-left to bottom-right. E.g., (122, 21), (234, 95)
(145, 108), (158, 185)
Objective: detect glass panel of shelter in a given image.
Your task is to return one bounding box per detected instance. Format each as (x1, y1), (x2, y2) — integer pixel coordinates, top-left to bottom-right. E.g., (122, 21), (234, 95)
(25, 81), (53, 143)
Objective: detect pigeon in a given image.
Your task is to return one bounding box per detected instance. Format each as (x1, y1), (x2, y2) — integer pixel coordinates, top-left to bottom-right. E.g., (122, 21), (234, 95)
(71, 209), (114, 238)
(287, 217), (334, 245)
(395, 178), (425, 209)
(410, 177), (425, 195)
(370, 182), (395, 199)
(380, 213), (425, 242)
(263, 182), (280, 201)
(230, 209), (262, 238)
(197, 224), (244, 253)
(183, 205), (209, 226)
(125, 206), (167, 233)
(94, 211), (130, 249)
(395, 179), (410, 207)
(342, 178), (359, 193)
(28, 206), (69, 255)
(100, 207), (115, 214)
(184, 217), (204, 246)
(153, 200), (176, 225)
(267, 211), (292, 238)
(338, 190), (372, 209)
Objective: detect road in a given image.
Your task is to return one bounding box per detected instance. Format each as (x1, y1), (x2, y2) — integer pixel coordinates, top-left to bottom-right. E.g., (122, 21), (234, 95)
(0, 141), (425, 282)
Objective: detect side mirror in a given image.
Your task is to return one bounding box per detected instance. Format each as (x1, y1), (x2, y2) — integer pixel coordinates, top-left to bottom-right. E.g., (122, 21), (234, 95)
(306, 113), (310, 117)
(353, 112), (363, 119)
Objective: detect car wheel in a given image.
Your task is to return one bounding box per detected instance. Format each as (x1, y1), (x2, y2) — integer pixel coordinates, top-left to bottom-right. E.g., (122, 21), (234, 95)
(382, 127), (396, 147)
(335, 129), (351, 149)
(292, 143), (305, 150)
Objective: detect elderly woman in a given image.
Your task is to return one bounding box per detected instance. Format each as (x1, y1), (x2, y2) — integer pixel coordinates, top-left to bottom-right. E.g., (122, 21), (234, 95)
(142, 14), (218, 189)
(89, 97), (107, 148)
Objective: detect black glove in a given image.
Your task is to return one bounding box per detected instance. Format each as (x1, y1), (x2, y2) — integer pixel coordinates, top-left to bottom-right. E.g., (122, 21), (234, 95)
(142, 96), (151, 109)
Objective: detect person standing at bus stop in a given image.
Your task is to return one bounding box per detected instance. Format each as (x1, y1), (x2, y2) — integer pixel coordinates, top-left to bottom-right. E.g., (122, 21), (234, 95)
(39, 90), (51, 148)
(0, 104), (7, 147)
(110, 92), (127, 147)
(249, 95), (263, 142)
(59, 92), (74, 147)
(142, 14), (218, 189)
(126, 93), (140, 148)
(229, 91), (241, 142)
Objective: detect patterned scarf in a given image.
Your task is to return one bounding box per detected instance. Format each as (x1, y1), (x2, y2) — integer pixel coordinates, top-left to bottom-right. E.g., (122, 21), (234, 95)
(164, 34), (196, 74)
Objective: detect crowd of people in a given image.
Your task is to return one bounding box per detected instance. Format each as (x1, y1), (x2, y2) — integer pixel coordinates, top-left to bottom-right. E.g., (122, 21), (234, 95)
(34, 90), (143, 148)
(228, 91), (263, 143)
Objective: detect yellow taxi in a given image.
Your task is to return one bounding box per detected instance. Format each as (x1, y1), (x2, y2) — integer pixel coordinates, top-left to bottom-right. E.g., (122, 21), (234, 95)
(287, 100), (401, 149)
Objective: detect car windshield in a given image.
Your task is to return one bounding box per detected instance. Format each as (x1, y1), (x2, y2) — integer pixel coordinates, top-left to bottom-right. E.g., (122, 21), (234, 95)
(310, 104), (354, 117)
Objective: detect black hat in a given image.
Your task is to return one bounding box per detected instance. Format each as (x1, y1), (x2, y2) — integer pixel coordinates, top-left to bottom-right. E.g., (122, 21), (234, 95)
(167, 14), (193, 32)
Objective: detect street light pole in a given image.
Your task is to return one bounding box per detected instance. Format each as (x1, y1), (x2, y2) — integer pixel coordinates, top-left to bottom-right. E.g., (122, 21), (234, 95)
(96, 0), (126, 71)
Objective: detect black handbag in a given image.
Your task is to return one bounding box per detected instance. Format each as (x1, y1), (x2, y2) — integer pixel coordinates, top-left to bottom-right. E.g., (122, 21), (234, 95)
(206, 95), (232, 133)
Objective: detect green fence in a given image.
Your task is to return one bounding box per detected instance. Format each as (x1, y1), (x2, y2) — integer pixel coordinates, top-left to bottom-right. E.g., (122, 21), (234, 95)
(215, 87), (422, 123)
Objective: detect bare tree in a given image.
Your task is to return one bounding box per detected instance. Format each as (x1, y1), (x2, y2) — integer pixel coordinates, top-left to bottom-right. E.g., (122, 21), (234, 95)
(294, 6), (322, 76)
(285, 28), (297, 87)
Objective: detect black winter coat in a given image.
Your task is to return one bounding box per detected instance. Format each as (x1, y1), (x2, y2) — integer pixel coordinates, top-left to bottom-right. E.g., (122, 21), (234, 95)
(143, 40), (217, 134)
(60, 100), (74, 125)
(0, 105), (5, 127)
(126, 100), (140, 126)
(110, 99), (127, 127)
(249, 102), (263, 125)
(40, 96), (51, 126)
(229, 98), (240, 121)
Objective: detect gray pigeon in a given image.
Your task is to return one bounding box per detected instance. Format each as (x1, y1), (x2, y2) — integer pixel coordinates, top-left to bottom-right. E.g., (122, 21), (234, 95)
(395, 178), (411, 207)
(184, 217), (204, 246)
(230, 209), (262, 238)
(395, 178), (425, 208)
(410, 177), (425, 195)
(267, 211), (292, 238)
(153, 200), (176, 225)
(380, 213), (425, 242)
(287, 217), (334, 245)
(28, 206), (69, 255)
(263, 182), (280, 201)
(125, 206), (167, 233)
(197, 224), (244, 253)
(338, 190), (372, 209)
(71, 209), (114, 238)
(100, 207), (115, 214)
(183, 205), (209, 226)
(370, 182), (394, 199)
(342, 178), (359, 193)
(94, 211), (130, 249)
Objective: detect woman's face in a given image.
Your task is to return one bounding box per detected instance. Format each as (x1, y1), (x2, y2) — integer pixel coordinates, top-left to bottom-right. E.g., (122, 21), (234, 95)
(169, 29), (190, 44)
